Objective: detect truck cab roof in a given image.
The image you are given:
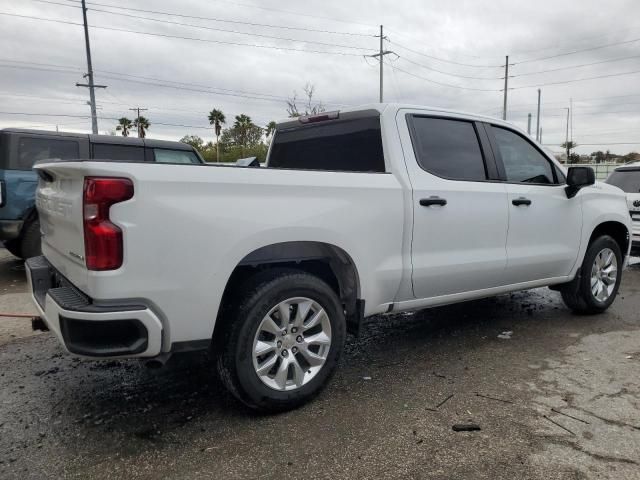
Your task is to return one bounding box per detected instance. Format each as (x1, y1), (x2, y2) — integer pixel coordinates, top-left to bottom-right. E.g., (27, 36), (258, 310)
(0, 128), (195, 151)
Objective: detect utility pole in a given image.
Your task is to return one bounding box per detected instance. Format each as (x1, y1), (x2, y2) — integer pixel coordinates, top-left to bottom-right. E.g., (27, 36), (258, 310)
(76, 0), (106, 134)
(527, 113), (532, 135)
(129, 107), (148, 137)
(570, 97), (573, 143)
(368, 25), (394, 103)
(565, 107), (570, 162)
(535, 89), (541, 141)
(502, 55), (509, 120)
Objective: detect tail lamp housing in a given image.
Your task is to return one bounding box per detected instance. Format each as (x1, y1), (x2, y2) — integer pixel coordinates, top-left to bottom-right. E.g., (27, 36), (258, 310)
(83, 177), (134, 271)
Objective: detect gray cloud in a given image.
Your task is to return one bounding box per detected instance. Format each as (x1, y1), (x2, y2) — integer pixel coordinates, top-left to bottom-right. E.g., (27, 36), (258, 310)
(1, 0), (639, 154)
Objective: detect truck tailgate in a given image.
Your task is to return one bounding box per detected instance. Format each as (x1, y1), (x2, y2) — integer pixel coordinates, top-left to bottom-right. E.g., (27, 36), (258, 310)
(35, 163), (88, 289)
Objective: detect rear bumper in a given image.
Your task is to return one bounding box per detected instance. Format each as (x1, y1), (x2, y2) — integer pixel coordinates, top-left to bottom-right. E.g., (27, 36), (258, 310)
(26, 256), (163, 358)
(0, 219), (23, 240)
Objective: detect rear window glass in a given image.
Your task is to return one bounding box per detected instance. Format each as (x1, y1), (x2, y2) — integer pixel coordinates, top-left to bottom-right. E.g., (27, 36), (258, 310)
(409, 116), (487, 181)
(16, 136), (79, 170)
(268, 117), (385, 172)
(92, 144), (145, 162)
(606, 170), (640, 193)
(154, 148), (200, 164)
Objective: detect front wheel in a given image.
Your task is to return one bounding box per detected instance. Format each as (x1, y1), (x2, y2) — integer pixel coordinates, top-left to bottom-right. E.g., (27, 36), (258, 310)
(216, 271), (346, 412)
(561, 235), (622, 314)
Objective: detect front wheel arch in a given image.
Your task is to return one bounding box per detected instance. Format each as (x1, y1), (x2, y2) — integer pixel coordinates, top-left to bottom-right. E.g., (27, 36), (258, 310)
(588, 221), (630, 261)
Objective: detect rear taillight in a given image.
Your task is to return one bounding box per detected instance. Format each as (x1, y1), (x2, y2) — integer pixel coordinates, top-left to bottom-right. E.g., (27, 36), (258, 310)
(83, 177), (133, 271)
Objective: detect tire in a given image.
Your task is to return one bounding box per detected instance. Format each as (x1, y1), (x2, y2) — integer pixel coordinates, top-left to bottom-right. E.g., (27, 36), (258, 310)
(561, 235), (622, 314)
(18, 218), (42, 259)
(1, 219), (41, 260)
(216, 270), (346, 412)
(3, 238), (22, 258)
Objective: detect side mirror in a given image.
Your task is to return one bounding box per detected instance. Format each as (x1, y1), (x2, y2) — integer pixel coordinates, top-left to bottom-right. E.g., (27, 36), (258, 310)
(565, 166), (595, 198)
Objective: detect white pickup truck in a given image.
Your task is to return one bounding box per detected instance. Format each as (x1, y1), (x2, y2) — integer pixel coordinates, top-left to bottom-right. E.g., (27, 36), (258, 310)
(27, 104), (632, 411)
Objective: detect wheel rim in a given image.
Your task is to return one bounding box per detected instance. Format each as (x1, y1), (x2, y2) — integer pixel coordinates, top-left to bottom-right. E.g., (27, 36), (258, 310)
(590, 247), (618, 303)
(252, 297), (332, 392)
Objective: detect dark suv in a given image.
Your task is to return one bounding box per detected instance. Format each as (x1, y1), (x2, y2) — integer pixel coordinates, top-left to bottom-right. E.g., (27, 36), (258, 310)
(0, 129), (204, 259)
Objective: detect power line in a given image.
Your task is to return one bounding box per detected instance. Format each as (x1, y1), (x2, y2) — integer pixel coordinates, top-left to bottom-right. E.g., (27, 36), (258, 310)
(0, 60), (355, 107)
(0, 11), (368, 57)
(397, 56), (504, 80)
(32, 0), (375, 37)
(206, 0), (374, 28)
(512, 69), (640, 89)
(389, 39), (505, 68)
(513, 55), (640, 77)
(37, 2), (375, 51)
(384, 27), (501, 61)
(390, 64), (502, 92)
(514, 37), (640, 64)
(545, 142), (640, 146)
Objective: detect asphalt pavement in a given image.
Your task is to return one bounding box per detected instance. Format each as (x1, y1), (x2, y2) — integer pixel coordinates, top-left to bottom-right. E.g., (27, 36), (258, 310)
(1, 248), (639, 479)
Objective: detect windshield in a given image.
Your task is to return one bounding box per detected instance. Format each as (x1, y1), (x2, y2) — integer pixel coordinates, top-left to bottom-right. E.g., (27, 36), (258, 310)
(605, 169), (640, 193)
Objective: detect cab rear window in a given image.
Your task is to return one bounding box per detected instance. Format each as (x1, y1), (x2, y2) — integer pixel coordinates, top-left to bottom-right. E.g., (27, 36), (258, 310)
(268, 116), (385, 172)
(16, 136), (79, 170)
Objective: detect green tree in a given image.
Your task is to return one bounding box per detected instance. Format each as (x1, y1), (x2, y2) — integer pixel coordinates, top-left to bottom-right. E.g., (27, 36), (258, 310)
(231, 114), (262, 154)
(591, 151), (606, 163)
(115, 117), (132, 137)
(208, 109), (226, 162)
(561, 141), (579, 163)
(133, 116), (150, 138)
(266, 121), (277, 142)
(180, 135), (204, 151)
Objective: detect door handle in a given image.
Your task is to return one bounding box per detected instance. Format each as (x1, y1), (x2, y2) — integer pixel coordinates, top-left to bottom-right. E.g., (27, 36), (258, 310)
(420, 196), (447, 207)
(512, 197), (532, 206)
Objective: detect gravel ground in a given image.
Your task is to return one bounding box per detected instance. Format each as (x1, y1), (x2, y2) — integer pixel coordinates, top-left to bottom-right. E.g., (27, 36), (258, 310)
(0, 247), (639, 479)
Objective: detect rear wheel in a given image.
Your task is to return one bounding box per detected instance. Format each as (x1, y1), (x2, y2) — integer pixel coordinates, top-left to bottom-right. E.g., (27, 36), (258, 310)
(3, 238), (22, 258)
(216, 270), (346, 412)
(561, 235), (622, 314)
(19, 218), (42, 259)
(2, 218), (41, 260)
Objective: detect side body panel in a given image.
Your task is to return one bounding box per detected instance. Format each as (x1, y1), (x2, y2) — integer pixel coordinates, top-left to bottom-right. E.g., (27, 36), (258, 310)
(36, 161), (406, 348)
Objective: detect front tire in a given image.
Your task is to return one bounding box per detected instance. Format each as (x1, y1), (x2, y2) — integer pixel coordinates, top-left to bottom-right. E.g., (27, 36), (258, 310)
(561, 235), (622, 314)
(216, 270), (346, 412)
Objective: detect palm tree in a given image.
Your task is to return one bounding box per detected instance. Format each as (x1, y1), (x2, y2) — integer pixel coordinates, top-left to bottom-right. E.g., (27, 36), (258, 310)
(133, 116), (150, 138)
(115, 117), (132, 137)
(233, 114), (254, 155)
(266, 121), (277, 142)
(208, 109), (226, 162)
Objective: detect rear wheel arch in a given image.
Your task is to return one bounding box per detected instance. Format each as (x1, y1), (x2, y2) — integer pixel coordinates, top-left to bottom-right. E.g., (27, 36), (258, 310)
(215, 241), (362, 337)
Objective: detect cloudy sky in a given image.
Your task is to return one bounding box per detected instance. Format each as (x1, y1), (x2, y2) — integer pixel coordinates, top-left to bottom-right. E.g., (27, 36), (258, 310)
(1, 0), (639, 155)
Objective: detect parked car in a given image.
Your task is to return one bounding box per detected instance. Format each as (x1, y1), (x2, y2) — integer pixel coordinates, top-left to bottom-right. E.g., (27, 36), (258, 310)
(26, 104), (632, 411)
(605, 162), (640, 255)
(0, 129), (204, 259)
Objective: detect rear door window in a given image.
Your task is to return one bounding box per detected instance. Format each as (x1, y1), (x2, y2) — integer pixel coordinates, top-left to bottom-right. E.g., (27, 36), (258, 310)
(92, 144), (145, 162)
(153, 148), (201, 164)
(16, 136), (79, 170)
(408, 116), (487, 181)
(606, 170), (640, 193)
(268, 116), (385, 172)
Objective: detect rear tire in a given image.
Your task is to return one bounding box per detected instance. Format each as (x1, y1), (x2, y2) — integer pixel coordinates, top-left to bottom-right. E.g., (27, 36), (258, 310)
(3, 238), (22, 258)
(216, 270), (346, 412)
(19, 218), (42, 259)
(561, 235), (622, 314)
(2, 218), (41, 260)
